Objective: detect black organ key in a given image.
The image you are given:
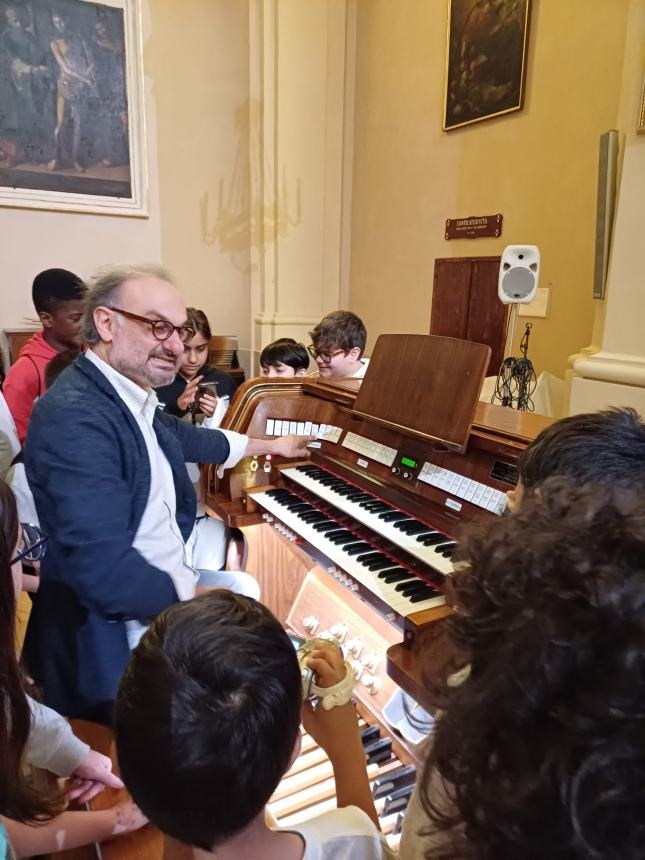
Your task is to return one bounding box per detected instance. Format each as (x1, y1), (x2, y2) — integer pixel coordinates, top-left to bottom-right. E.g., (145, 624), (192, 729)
(379, 511), (411, 523)
(394, 578), (425, 593)
(393, 518), (421, 532)
(341, 540), (368, 551)
(360, 724), (380, 746)
(399, 582), (436, 599)
(286, 502), (312, 512)
(348, 493), (373, 502)
(381, 569), (416, 584)
(356, 552), (387, 564)
(360, 501), (389, 512)
(420, 533), (452, 546)
(329, 533), (358, 545)
(410, 589), (439, 603)
(363, 737), (392, 765)
(324, 529), (353, 542)
(398, 521), (434, 536)
(393, 813), (404, 836)
(372, 765), (416, 799)
(383, 783), (414, 816)
(368, 559), (399, 571)
(345, 542), (373, 556)
(312, 519), (337, 531)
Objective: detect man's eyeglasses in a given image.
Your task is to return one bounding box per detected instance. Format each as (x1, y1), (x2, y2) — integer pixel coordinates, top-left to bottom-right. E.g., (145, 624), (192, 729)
(10, 524), (48, 566)
(306, 344), (345, 364)
(109, 308), (196, 345)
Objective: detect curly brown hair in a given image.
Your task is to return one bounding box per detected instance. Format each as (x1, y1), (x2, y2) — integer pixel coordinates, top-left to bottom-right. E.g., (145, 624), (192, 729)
(420, 479), (645, 860)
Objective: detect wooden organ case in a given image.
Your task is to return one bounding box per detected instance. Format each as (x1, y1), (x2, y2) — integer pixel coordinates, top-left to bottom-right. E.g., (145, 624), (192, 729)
(202, 335), (552, 849)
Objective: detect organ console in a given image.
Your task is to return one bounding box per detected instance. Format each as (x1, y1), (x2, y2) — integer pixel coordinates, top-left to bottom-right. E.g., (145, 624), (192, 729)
(202, 334), (553, 848)
(56, 335), (551, 858)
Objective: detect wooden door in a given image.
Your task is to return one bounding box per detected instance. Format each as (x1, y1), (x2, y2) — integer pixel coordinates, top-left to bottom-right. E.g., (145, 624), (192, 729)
(431, 257), (507, 376)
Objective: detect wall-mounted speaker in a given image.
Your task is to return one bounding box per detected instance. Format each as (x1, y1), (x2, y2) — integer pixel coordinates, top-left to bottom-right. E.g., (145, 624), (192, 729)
(498, 245), (540, 304)
(593, 129), (619, 300)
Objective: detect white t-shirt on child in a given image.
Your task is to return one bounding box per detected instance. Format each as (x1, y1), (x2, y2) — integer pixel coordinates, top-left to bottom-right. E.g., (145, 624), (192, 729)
(287, 806), (396, 860)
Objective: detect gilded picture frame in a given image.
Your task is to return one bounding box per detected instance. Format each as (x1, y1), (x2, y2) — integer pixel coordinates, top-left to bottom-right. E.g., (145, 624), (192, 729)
(0, 0), (147, 216)
(443, 0), (532, 132)
(638, 71), (645, 134)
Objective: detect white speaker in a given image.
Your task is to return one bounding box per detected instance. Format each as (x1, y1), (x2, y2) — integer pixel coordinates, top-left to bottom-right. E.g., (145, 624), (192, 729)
(498, 245), (540, 304)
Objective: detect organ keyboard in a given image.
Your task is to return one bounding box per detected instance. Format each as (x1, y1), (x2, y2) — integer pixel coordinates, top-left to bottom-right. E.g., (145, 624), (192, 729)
(207, 335), (552, 641)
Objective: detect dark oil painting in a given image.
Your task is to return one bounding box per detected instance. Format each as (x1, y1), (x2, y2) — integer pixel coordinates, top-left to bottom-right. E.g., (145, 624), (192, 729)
(0, 0), (130, 198)
(444, 0), (531, 131)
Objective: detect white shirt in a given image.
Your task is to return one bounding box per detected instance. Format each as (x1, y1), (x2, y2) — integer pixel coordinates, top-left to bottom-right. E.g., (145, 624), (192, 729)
(86, 350), (247, 646)
(0, 392), (20, 479)
(289, 806), (396, 860)
(352, 358), (370, 379)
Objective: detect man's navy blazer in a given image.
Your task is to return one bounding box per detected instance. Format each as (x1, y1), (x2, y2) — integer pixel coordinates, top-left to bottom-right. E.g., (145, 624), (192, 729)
(23, 353), (232, 723)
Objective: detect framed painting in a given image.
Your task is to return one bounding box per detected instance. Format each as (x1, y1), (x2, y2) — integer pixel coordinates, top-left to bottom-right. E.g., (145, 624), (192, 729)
(443, 0), (532, 132)
(0, 0), (146, 215)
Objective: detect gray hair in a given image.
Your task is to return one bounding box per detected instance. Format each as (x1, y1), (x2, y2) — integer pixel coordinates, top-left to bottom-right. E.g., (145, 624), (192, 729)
(80, 263), (175, 346)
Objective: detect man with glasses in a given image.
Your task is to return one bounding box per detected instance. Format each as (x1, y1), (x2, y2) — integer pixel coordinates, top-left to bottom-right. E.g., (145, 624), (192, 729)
(23, 263), (312, 724)
(309, 310), (370, 379)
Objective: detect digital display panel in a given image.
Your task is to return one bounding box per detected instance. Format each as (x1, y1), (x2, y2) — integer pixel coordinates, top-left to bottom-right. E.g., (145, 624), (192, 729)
(400, 456), (418, 469)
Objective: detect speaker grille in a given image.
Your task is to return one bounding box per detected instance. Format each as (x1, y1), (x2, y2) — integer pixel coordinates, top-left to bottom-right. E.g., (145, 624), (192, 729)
(501, 268), (535, 300)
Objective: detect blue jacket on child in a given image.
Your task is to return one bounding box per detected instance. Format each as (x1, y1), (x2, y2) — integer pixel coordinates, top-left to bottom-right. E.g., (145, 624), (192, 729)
(23, 353), (231, 724)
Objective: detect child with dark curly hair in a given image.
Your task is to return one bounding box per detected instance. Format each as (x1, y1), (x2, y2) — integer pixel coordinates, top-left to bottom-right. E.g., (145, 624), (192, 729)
(401, 480), (645, 860)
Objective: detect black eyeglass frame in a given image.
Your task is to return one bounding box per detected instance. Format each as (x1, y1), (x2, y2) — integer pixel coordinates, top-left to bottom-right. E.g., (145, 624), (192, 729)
(109, 307), (196, 345)
(306, 344), (347, 364)
(10, 524), (49, 566)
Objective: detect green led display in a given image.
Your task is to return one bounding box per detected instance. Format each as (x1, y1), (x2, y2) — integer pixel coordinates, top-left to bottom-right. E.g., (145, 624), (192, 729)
(400, 456), (417, 469)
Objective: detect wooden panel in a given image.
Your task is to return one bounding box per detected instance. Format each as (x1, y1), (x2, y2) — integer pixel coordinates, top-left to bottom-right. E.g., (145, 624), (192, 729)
(466, 259), (508, 376)
(352, 334), (490, 452)
(386, 617), (465, 713)
(286, 569), (403, 721)
(430, 260), (471, 340)
(241, 521), (311, 623)
(4, 329), (38, 365)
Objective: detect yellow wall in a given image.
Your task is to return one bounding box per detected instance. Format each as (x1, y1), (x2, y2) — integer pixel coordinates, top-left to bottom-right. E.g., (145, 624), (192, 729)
(348, 0), (630, 378)
(0, 0), (252, 370)
(145, 0), (251, 364)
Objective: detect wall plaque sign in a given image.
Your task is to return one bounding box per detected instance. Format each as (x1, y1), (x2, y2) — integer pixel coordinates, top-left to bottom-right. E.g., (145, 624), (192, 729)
(445, 214), (503, 240)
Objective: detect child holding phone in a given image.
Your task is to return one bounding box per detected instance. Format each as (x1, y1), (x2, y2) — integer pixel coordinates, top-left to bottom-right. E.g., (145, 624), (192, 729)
(155, 308), (236, 429)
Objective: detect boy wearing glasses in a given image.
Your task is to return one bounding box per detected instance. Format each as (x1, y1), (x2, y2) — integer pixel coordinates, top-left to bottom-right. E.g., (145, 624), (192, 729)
(309, 311), (369, 379)
(24, 263), (312, 724)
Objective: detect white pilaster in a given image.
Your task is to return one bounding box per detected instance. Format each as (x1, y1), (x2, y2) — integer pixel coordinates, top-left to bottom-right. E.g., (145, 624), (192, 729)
(568, 0), (645, 414)
(248, 0), (356, 371)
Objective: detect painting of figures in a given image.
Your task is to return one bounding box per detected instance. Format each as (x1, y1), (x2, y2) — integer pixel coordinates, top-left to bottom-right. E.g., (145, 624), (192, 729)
(0, 0), (145, 214)
(444, 0), (531, 131)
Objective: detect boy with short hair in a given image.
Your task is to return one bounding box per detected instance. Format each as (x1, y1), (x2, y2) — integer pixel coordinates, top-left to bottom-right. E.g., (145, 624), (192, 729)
(115, 591), (395, 860)
(3, 269), (86, 442)
(260, 338), (310, 377)
(507, 406), (645, 512)
(309, 311), (369, 379)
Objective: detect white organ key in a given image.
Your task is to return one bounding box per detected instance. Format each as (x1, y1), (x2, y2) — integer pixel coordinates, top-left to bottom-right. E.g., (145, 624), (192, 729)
(279, 467), (455, 576)
(253, 492), (445, 616)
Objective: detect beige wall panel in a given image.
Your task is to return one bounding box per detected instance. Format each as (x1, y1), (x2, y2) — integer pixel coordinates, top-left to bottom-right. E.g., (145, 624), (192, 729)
(348, 0), (630, 378)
